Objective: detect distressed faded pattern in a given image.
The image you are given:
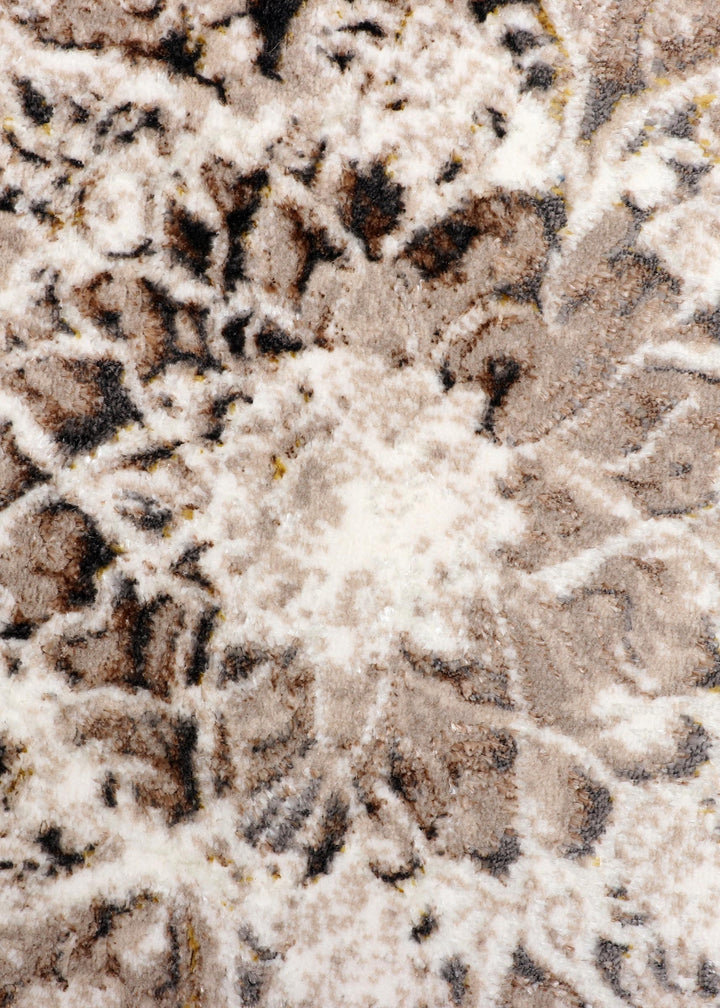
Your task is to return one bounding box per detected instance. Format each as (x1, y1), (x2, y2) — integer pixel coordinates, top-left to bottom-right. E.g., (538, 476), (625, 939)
(0, 0), (720, 1005)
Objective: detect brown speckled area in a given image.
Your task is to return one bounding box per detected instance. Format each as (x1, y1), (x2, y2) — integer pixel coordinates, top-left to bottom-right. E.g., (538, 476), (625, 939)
(1, 1), (720, 1005)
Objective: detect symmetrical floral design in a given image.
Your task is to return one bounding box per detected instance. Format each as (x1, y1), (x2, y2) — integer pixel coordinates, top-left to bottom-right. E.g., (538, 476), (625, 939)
(1, 0), (720, 1004)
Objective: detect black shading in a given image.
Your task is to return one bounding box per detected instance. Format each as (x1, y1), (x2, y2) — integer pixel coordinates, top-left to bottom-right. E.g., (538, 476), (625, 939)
(698, 636), (720, 688)
(496, 268), (544, 308)
(477, 356), (522, 436)
(107, 238), (154, 260)
(437, 160), (462, 184)
(439, 360), (456, 390)
(340, 20), (385, 37)
(35, 826), (88, 873)
(0, 187), (21, 212)
(403, 211), (479, 279)
(256, 326), (303, 355)
(56, 583), (179, 696)
(0, 623), (34, 640)
(305, 793), (349, 879)
(31, 199), (59, 226)
(0, 421), (49, 509)
(220, 644), (273, 685)
(290, 141), (326, 187)
(694, 303), (720, 341)
(472, 831), (520, 877)
(116, 128), (139, 145)
(490, 730), (518, 771)
(401, 646), (513, 708)
(119, 493), (171, 532)
(237, 968), (264, 1006)
(369, 856), (423, 888)
(329, 52), (354, 72)
(153, 922), (181, 998)
(532, 192), (567, 247)
(341, 161), (405, 260)
(140, 279), (219, 377)
(139, 106), (163, 130)
(242, 795), (284, 847)
(115, 106), (164, 144)
(668, 158), (712, 195)
(85, 713), (202, 829)
(488, 107), (507, 138)
(92, 900), (135, 940)
(212, 715), (232, 796)
(581, 75), (643, 139)
(222, 314), (252, 356)
(616, 763), (653, 785)
(168, 717), (200, 823)
(615, 910), (646, 927)
(410, 910), (438, 943)
(249, 0), (304, 79)
(95, 101), (132, 141)
(523, 62), (555, 91)
(513, 947), (546, 983)
(80, 276), (122, 338)
(238, 926), (278, 963)
(440, 956), (469, 1005)
(224, 169), (268, 291)
(125, 442), (179, 470)
(4, 128), (50, 166)
(264, 785), (318, 853)
(186, 608), (218, 685)
(596, 939), (632, 1001)
(152, 29), (227, 103)
(69, 101), (90, 124)
(171, 542), (212, 589)
(649, 947), (673, 988)
(40, 274), (73, 333)
(102, 772), (118, 808)
(16, 78), (54, 125)
(126, 592), (176, 692)
(204, 392), (247, 442)
(565, 774), (612, 858)
(664, 719), (710, 779)
(387, 745), (416, 803)
(48, 502), (115, 608)
(131, 0), (165, 18)
(666, 105), (696, 140)
(291, 217), (343, 295)
(698, 961), (720, 998)
(56, 360), (142, 455)
(470, 0), (534, 25)
(503, 28), (538, 54)
(167, 204), (216, 278)
(607, 246), (679, 314)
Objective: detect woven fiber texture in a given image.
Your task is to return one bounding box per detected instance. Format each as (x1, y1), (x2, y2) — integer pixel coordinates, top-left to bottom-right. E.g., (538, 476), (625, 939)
(1, 1), (720, 1005)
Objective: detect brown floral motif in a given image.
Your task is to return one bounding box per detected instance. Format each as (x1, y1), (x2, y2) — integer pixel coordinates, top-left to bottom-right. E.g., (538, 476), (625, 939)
(1, 0), (720, 1005)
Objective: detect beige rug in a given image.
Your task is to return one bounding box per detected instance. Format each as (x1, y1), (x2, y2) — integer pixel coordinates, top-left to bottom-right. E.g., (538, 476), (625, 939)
(1, 1), (720, 1005)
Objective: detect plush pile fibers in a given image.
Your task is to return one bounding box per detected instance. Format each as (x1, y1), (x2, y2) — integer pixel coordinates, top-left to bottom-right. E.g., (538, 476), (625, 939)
(1, 1), (720, 1006)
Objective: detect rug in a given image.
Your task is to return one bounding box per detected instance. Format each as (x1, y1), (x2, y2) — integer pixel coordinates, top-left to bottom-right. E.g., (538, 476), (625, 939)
(1, 1), (719, 1005)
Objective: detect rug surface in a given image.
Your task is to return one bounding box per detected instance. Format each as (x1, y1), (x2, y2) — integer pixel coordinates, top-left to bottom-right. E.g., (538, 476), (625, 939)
(1, 1), (720, 1005)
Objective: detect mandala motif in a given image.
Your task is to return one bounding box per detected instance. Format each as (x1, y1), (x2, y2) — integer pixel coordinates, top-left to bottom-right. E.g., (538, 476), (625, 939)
(1, 1), (720, 1005)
